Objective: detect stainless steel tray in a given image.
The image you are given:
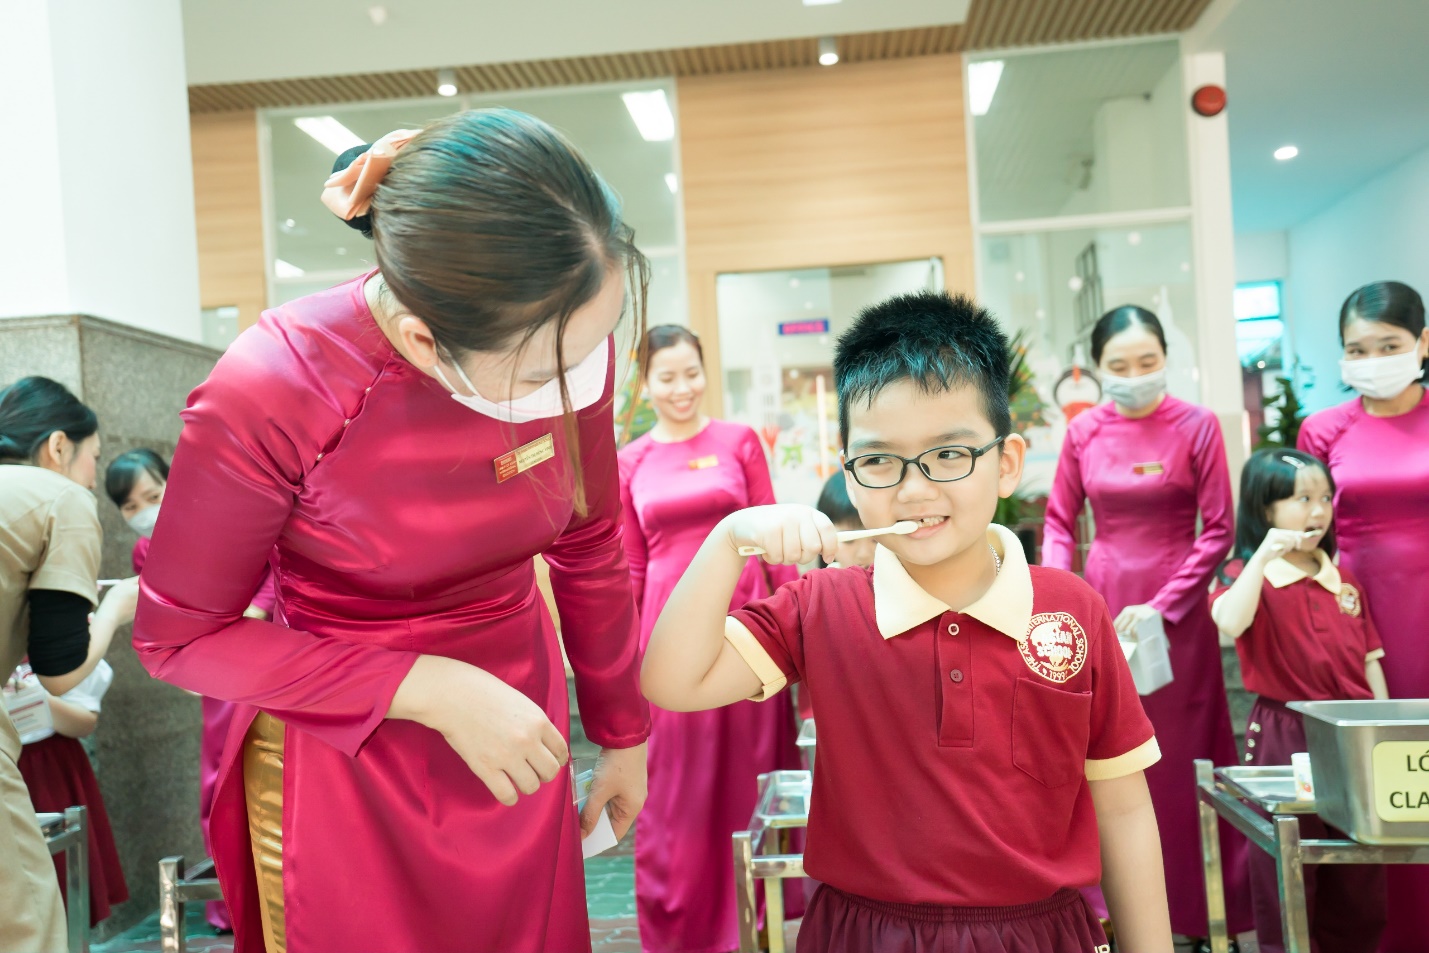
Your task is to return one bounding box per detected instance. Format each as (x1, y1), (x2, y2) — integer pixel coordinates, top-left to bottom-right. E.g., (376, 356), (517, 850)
(755, 770), (812, 827)
(1216, 765), (1317, 814)
(796, 719), (816, 751)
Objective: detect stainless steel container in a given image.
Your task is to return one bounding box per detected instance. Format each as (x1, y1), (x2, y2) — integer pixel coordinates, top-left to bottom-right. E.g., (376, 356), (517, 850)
(1288, 699), (1429, 845)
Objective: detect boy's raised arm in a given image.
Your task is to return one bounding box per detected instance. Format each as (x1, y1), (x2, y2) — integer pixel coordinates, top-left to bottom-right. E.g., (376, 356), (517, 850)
(640, 504), (837, 712)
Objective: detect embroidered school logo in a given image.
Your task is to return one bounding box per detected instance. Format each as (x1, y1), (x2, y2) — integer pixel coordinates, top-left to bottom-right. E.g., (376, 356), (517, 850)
(1020, 612), (1089, 683)
(1338, 584), (1363, 618)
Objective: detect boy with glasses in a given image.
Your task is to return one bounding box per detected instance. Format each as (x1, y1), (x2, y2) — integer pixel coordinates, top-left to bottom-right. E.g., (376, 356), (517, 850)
(642, 292), (1172, 952)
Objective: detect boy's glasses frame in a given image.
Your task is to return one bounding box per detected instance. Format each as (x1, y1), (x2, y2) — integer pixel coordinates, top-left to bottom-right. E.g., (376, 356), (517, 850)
(842, 436), (1006, 489)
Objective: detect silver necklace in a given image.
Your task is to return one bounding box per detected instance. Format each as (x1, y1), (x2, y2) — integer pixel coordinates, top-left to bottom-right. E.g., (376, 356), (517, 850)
(989, 543), (1002, 575)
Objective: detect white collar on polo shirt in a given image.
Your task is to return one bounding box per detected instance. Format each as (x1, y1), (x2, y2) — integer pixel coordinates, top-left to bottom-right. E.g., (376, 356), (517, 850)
(1263, 547), (1341, 592)
(872, 524), (1034, 642)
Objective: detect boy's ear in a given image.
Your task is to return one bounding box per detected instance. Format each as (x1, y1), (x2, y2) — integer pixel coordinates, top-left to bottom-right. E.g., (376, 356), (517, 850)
(997, 433), (1027, 499)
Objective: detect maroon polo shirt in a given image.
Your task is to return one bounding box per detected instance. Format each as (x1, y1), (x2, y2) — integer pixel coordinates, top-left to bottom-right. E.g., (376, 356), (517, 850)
(725, 525), (1159, 907)
(1212, 551), (1383, 704)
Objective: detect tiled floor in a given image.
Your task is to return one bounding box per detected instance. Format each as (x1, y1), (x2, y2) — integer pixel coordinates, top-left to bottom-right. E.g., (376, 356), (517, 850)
(92, 831), (648, 953)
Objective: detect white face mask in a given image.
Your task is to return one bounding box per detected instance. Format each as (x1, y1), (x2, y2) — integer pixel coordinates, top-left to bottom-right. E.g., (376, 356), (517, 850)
(432, 338), (610, 423)
(1101, 367), (1167, 411)
(127, 504), (160, 539)
(1339, 350), (1426, 401)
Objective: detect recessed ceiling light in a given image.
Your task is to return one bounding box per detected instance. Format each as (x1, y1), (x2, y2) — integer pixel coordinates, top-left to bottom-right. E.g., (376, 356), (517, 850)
(274, 259), (305, 278)
(968, 60), (1004, 117)
(1127, 231), (1142, 246)
(336, 247), (348, 256)
(818, 36), (839, 66)
(368, 6), (388, 25)
(664, 173), (678, 194)
(437, 69), (458, 97)
(621, 90), (675, 141)
(1274, 145), (1299, 161)
(293, 117), (364, 155)
(803, 0), (842, 6)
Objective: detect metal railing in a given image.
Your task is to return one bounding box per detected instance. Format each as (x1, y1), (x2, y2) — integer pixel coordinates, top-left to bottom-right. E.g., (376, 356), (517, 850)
(157, 855), (223, 953)
(37, 806), (89, 953)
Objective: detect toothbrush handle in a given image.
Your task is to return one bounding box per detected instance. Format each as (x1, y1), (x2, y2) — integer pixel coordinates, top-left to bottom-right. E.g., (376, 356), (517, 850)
(738, 525), (898, 557)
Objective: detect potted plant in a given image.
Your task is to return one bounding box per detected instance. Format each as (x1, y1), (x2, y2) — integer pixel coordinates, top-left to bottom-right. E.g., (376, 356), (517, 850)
(1254, 376), (1305, 450)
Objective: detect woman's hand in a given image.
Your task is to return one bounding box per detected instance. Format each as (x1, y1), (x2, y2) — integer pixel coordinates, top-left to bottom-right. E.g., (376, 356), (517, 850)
(724, 504), (839, 566)
(94, 576), (140, 630)
(389, 656), (569, 807)
(1113, 603), (1161, 639)
(1253, 527), (1305, 566)
(580, 743), (648, 841)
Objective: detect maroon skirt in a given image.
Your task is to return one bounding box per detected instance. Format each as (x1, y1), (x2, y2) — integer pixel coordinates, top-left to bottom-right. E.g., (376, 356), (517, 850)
(798, 883), (1107, 953)
(18, 734), (129, 926)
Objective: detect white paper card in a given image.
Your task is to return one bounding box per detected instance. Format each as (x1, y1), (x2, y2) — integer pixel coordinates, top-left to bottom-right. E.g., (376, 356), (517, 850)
(572, 762), (619, 859)
(1123, 614), (1174, 695)
(581, 808), (618, 859)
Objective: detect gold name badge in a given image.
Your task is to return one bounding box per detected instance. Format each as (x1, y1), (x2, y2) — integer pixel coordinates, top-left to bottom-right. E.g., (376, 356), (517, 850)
(1371, 741), (1429, 821)
(495, 433), (555, 484)
(688, 455), (719, 470)
(1133, 461), (1165, 476)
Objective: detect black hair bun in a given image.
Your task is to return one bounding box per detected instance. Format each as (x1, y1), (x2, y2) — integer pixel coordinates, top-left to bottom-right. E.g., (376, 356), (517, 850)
(332, 143), (376, 239)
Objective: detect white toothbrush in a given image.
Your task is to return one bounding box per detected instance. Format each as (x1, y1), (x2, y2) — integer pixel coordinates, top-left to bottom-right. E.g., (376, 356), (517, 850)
(737, 520), (921, 557)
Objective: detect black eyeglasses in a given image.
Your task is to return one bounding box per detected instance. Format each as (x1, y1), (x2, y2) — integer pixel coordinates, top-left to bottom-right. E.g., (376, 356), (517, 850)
(843, 436), (1006, 489)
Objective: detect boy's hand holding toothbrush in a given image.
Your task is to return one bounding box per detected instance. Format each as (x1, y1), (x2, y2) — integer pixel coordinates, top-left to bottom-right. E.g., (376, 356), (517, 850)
(725, 504), (919, 565)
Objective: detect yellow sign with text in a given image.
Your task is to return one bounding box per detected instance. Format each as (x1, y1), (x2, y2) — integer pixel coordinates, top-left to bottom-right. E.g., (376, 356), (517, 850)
(1372, 741), (1429, 821)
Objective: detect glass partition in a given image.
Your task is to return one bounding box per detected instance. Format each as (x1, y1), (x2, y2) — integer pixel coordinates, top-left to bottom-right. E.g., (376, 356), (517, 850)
(716, 258), (944, 503)
(978, 221), (1198, 494)
(971, 40), (1188, 222)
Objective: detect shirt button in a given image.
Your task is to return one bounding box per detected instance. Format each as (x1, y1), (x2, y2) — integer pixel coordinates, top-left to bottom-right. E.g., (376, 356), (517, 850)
(365, 386), (372, 393)
(315, 452), (324, 461)
(947, 623), (960, 636)
(949, 669), (964, 683)
(343, 419), (351, 427)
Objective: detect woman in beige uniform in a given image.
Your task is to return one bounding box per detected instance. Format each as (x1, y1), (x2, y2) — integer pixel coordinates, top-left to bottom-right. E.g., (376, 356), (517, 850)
(0, 376), (137, 953)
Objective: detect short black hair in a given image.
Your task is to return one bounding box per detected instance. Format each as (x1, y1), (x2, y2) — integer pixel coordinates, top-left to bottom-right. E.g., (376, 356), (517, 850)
(1340, 281), (1428, 384)
(0, 376), (98, 464)
(105, 448), (170, 508)
(1234, 448), (1337, 561)
(1090, 305), (1167, 365)
(815, 472), (861, 527)
(834, 291), (1011, 448)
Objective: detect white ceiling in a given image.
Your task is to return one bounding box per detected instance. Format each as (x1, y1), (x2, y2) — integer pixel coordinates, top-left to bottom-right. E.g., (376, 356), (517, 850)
(1203, 0), (1429, 233)
(181, 0), (971, 86)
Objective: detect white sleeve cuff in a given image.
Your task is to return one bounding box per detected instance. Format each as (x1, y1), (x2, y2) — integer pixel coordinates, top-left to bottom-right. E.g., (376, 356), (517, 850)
(723, 617), (788, 702)
(1086, 737), (1161, 781)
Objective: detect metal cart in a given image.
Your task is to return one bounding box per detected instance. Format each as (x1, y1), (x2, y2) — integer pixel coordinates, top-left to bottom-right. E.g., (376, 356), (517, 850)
(733, 770), (811, 953)
(796, 719), (815, 772)
(157, 855), (223, 953)
(1195, 760), (1429, 953)
(38, 806), (89, 953)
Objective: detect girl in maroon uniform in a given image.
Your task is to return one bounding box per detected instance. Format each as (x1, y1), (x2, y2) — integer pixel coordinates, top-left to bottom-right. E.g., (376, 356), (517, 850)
(1211, 448), (1388, 953)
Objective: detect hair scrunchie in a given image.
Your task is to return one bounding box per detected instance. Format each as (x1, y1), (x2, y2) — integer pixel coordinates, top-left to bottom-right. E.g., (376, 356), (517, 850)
(320, 129), (419, 238)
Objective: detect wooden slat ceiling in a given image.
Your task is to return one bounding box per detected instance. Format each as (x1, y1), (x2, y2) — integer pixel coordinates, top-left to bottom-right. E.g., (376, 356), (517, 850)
(188, 0), (1212, 114)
